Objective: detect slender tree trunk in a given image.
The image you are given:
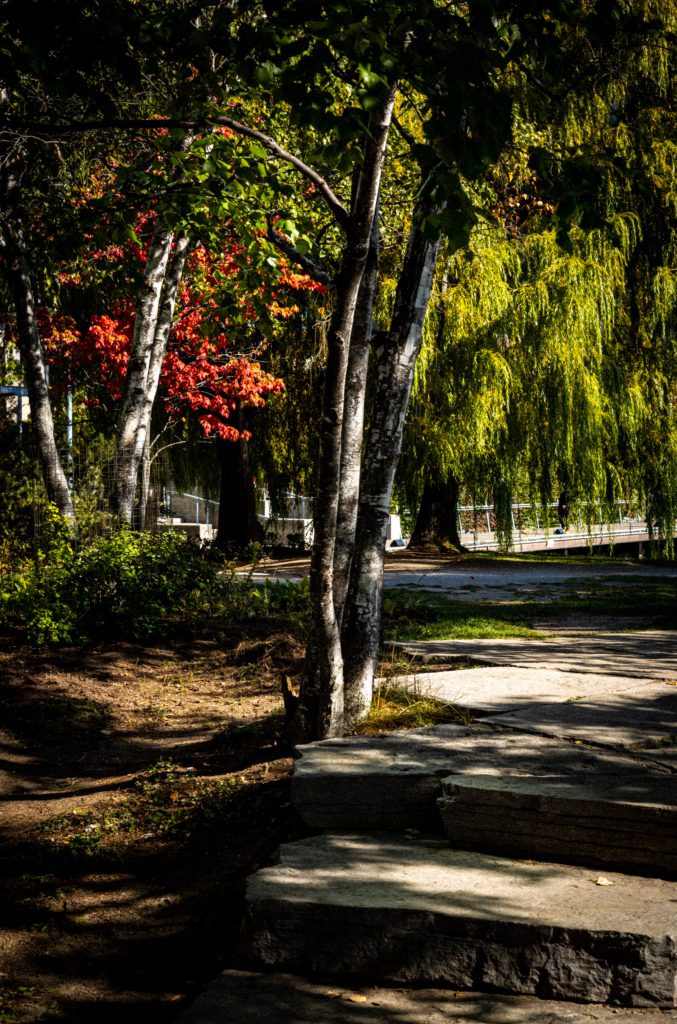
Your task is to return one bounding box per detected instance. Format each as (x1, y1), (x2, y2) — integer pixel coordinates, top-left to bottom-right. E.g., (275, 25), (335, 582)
(137, 436), (151, 532)
(114, 229), (191, 526)
(215, 404), (262, 550)
(332, 208), (380, 624)
(409, 473), (464, 550)
(290, 87), (398, 744)
(341, 205), (444, 727)
(0, 164), (74, 522)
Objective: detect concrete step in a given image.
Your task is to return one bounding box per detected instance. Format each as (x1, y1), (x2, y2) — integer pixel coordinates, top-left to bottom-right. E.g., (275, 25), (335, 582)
(242, 833), (677, 1008)
(292, 725), (669, 831)
(178, 970), (677, 1024)
(438, 775), (677, 875)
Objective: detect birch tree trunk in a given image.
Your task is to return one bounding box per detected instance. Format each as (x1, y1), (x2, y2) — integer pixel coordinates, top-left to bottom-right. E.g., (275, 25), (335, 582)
(289, 88), (397, 744)
(341, 208), (444, 726)
(332, 211), (380, 624)
(114, 229), (191, 526)
(0, 162), (75, 523)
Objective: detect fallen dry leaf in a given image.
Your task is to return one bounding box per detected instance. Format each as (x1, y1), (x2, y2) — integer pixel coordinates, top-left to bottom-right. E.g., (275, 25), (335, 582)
(593, 876), (614, 886)
(345, 994), (368, 1003)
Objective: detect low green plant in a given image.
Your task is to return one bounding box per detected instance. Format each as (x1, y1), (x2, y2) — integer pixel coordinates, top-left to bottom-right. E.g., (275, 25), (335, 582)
(250, 576), (311, 615)
(40, 759), (254, 853)
(382, 588), (542, 641)
(0, 511), (254, 644)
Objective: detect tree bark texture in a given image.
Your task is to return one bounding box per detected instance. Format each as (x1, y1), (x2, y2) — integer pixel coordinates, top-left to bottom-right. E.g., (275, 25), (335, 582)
(332, 209), (380, 625)
(341, 205), (444, 727)
(114, 229), (191, 526)
(409, 473), (464, 550)
(0, 165), (75, 522)
(215, 404), (262, 550)
(291, 87), (398, 744)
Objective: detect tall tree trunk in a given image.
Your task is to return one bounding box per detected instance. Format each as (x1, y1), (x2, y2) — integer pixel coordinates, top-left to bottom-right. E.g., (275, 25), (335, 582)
(114, 229), (191, 526)
(409, 472), (464, 550)
(215, 403), (262, 550)
(290, 87), (398, 745)
(137, 436), (151, 532)
(0, 163), (74, 522)
(341, 205), (444, 727)
(332, 208), (380, 624)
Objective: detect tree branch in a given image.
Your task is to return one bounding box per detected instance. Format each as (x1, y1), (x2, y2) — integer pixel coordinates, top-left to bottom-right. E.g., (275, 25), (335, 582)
(0, 114), (351, 230)
(266, 216), (333, 287)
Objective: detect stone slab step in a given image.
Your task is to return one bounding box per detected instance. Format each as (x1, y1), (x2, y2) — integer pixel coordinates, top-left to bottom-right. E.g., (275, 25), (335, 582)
(242, 833), (677, 1007)
(178, 970), (677, 1024)
(438, 775), (677, 875)
(292, 725), (669, 830)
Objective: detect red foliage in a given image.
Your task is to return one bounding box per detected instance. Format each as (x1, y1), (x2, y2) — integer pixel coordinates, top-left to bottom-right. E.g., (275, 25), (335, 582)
(39, 228), (325, 441)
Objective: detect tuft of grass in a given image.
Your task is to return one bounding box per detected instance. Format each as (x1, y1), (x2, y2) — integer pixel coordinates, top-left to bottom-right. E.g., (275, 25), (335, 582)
(353, 683), (472, 734)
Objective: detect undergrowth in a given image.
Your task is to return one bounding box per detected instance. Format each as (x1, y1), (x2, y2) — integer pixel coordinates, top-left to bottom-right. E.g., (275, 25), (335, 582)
(39, 759), (264, 854)
(0, 508), (255, 644)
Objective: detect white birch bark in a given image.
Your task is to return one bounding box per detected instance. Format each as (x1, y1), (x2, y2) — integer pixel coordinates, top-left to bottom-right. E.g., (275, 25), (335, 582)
(114, 229), (191, 525)
(342, 207), (444, 726)
(0, 168), (75, 523)
(332, 211), (380, 625)
(290, 87), (398, 744)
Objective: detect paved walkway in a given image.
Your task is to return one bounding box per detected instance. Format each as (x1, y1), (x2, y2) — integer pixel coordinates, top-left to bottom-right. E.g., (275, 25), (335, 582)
(395, 630), (677, 677)
(248, 554), (677, 603)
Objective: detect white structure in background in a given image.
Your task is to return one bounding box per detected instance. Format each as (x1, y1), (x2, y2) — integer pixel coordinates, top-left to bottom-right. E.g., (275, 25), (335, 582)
(257, 491), (314, 549)
(162, 487), (402, 549)
(258, 492), (403, 550)
(0, 328), (31, 429)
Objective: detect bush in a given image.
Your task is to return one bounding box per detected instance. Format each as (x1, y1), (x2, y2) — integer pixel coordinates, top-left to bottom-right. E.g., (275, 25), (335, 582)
(0, 511), (252, 644)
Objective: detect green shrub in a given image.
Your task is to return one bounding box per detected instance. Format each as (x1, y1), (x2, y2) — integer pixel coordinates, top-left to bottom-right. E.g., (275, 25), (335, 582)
(0, 511), (252, 644)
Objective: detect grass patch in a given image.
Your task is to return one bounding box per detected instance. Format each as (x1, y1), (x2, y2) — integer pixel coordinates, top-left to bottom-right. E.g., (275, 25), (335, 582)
(382, 589), (543, 641)
(547, 580), (677, 620)
(353, 682), (471, 734)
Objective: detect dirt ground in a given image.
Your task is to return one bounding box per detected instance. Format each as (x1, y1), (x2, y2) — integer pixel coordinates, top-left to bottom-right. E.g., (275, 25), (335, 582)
(0, 624), (307, 1024)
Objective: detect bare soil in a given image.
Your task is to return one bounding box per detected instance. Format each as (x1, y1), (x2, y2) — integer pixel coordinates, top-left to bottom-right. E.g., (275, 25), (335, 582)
(0, 624), (307, 1024)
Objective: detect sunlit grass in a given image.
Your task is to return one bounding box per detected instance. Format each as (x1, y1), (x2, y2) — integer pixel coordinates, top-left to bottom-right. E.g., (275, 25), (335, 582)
(382, 579), (676, 642)
(382, 590), (543, 641)
(353, 682), (471, 734)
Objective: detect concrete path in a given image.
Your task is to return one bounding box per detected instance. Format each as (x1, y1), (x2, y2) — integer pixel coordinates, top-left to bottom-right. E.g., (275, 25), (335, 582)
(389, 665), (671, 713)
(247, 555), (677, 603)
(395, 631), (677, 677)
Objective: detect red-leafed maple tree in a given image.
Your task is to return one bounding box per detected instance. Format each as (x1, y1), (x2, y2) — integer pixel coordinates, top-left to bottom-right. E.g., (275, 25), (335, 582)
(39, 219), (325, 535)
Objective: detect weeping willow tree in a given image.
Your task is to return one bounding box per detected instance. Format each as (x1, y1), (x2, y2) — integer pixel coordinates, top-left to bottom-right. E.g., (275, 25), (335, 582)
(400, 0), (677, 554)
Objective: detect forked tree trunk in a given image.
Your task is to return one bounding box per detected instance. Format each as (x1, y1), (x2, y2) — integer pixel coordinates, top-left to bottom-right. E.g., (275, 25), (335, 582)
(114, 229), (191, 526)
(409, 473), (464, 550)
(341, 205), (444, 726)
(290, 87), (398, 744)
(0, 169), (74, 523)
